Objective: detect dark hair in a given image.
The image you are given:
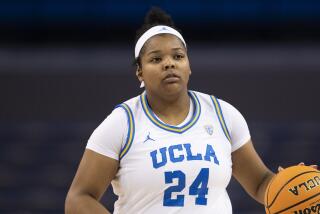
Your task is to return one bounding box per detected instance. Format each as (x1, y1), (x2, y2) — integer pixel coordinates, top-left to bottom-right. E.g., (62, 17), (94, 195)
(134, 7), (181, 67)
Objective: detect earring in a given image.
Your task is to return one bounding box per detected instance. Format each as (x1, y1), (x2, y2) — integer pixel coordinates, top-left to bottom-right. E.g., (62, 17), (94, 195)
(140, 81), (145, 88)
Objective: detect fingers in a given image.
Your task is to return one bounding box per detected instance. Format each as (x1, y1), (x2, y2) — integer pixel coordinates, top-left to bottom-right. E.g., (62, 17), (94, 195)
(298, 162), (318, 169)
(278, 166), (284, 172)
(278, 163), (318, 172)
(298, 162), (318, 170)
(310, 165), (318, 170)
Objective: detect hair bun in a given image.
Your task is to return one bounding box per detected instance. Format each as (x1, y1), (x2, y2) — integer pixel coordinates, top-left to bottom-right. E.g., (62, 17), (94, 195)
(144, 7), (175, 26)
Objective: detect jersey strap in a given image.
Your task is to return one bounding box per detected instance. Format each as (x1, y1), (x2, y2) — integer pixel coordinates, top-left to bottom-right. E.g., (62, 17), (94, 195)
(210, 96), (231, 143)
(116, 103), (135, 160)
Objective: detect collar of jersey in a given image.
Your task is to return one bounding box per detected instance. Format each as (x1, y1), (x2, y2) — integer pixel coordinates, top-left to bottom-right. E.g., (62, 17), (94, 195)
(140, 91), (201, 134)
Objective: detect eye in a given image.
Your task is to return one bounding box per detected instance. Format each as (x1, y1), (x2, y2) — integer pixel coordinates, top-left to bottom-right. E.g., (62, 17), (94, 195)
(174, 54), (184, 60)
(150, 57), (162, 63)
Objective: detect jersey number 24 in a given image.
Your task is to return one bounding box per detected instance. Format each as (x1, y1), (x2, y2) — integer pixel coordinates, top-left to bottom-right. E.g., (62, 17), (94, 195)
(163, 168), (209, 206)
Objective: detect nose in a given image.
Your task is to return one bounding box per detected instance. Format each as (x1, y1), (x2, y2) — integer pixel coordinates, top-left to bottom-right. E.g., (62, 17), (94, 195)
(163, 57), (175, 70)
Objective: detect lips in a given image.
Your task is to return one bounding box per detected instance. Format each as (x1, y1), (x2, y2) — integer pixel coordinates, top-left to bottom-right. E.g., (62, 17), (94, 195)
(163, 72), (180, 83)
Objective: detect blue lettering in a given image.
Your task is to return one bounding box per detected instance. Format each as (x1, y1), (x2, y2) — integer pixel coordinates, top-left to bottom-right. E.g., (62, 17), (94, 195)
(204, 144), (219, 165)
(183, 143), (202, 161)
(150, 144), (220, 169)
(168, 144), (184, 163)
(150, 147), (167, 169)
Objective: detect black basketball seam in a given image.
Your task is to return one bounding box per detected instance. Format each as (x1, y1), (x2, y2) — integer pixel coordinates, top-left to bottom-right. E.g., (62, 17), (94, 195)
(274, 191), (320, 214)
(267, 170), (320, 209)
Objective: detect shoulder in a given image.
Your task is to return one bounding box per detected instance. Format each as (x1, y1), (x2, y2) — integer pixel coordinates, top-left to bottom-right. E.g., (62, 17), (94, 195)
(214, 98), (246, 128)
(217, 98), (251, 149)
(117, 93), (142, 113)
(191, 90), (241, 114)
(93, 94), (141, 131)
(122, 94), (141, 107)
(193, 90), (248, 127)
(190, 90), (210, 99)
(189, 90), (215, 107)
(216, 98), (241, 116)
(91, 107), (127, 137)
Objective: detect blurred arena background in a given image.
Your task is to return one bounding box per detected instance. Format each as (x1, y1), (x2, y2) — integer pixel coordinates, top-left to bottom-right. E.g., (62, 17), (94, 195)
(0, 0), (320, 213)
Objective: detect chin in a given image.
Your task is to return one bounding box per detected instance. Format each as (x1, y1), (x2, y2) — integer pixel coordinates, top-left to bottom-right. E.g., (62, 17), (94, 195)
(162, 84), (186, 96)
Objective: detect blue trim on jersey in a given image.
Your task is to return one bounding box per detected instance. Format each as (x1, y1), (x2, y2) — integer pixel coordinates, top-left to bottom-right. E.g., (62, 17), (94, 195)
(210, 96), (232, 143)
(140, 91), (201, 134)
(115, 103), (135, 160)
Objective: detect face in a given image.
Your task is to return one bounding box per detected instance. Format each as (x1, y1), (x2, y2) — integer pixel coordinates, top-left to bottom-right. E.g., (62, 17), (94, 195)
(136, 34), (191, 98)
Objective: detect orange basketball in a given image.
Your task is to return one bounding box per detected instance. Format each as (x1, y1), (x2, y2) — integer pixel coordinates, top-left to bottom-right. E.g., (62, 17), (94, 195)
(264, 165), (320, 214)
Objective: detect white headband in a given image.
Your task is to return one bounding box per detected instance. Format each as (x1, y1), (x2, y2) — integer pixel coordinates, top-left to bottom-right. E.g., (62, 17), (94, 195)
(134, 25), (186, 58)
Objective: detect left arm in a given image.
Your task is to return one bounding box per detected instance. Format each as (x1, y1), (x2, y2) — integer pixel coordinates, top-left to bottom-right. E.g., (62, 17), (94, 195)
(218, 99), (274, 203)
(232, 139), (274, 204)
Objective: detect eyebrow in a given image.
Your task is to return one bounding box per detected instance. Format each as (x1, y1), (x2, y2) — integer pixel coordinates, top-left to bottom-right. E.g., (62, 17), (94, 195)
(146, 47), (185, 56)
(147, 50), (161, 56)
(172, 48), (184, 51)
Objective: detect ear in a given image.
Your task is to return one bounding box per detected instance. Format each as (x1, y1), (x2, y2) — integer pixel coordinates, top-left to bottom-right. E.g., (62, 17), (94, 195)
(135, 64), (143, 82)
(187, 57), (192, 75)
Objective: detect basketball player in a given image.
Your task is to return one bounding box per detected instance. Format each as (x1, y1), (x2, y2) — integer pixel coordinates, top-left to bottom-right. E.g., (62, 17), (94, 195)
(65, 7), (278, 213)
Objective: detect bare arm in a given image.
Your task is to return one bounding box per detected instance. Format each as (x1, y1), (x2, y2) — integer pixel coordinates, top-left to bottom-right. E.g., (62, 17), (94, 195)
(232, 140), (274, 204)
(65, 149), (119, 214)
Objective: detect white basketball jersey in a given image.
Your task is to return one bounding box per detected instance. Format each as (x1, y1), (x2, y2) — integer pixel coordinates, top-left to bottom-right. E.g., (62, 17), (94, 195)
(109, 91), (238, 214)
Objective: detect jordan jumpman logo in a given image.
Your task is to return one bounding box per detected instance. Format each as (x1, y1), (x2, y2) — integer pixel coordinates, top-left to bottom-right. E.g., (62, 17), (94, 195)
(143, 132), (155, 143)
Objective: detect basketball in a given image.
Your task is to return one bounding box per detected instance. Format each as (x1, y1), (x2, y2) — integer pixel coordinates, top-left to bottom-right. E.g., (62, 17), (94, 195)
(264, 165), (320, 214)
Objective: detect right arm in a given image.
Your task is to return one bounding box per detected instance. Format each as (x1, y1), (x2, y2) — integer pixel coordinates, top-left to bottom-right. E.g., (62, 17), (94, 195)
(65, 149), (119, 214)
(65, 107), (127, 213)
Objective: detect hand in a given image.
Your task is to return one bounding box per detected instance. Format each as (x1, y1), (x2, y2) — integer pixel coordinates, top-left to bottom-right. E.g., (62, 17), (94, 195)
(277, 162), (318, 172)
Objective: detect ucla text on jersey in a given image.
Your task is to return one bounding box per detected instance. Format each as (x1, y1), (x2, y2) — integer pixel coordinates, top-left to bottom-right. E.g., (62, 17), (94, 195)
(150, 143), (220, 169)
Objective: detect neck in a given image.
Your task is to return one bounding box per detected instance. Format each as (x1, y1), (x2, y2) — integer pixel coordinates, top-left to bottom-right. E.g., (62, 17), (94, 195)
(145, 90), (191, 126)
